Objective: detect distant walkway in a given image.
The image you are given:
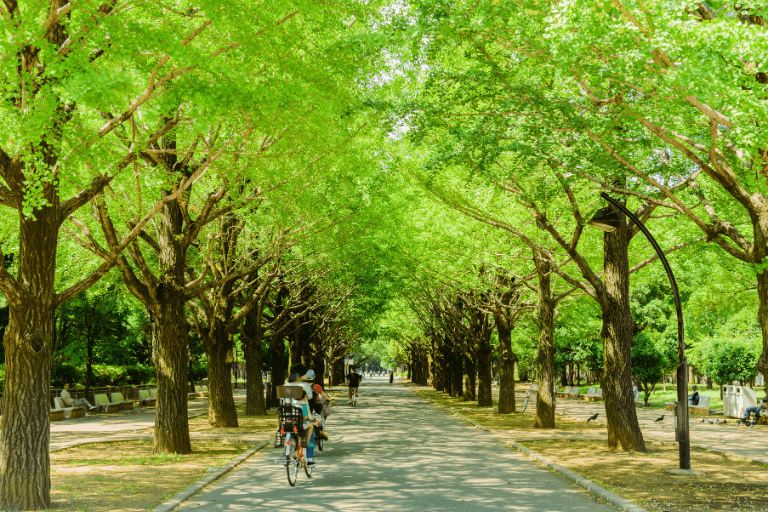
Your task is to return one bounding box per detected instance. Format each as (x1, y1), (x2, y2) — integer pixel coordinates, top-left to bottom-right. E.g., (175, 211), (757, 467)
(174, 379), (620, 512)
(50, 393), (216, 451)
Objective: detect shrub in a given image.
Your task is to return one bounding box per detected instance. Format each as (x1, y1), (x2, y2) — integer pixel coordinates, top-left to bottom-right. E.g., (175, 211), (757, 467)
(703, 338), (760, 385)
(124, 364), (155, 385)
(632, 332), (667, 405)
(51, 363), (80, 387)
(86, 364), (126, 386)
(189, 361), (208, 382)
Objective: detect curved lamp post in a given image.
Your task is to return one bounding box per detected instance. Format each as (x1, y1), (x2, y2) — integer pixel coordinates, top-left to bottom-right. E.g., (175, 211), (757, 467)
(589, 192), (690, 470)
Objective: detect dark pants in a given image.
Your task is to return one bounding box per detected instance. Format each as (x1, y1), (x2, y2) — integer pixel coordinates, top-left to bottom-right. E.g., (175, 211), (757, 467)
(744, 406), (762, 420)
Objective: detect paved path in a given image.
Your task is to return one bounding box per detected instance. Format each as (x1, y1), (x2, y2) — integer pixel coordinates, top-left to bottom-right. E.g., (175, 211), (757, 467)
(175, 380), (620, 512)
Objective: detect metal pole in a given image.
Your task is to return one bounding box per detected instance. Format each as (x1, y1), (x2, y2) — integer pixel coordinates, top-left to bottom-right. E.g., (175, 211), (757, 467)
(600, 192), (690, 470)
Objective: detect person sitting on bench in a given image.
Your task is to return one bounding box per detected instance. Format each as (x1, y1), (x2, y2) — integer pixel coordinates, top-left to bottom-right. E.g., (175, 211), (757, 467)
(61, 383), (97, 413)
(688, 385), (700, 406)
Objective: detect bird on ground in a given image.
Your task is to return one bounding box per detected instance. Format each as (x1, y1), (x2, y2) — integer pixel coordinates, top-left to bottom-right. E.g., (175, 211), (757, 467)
(654, 415), (664, 422)
(715, 419), (720, 424)
(707, 419), (714, 424)
(735, 419), (741, 426)
(722, 420), (727, 425)
(586, 413), (599, 423)
(700, 418), (705, 423)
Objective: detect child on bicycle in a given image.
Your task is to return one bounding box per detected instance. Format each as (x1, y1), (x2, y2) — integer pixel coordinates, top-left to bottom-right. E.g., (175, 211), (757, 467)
(295, 389), (316, 465)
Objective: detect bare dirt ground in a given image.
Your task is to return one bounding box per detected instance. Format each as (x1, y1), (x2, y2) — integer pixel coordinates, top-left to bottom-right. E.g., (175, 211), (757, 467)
(46, 400), (278, 512)
(522, 440), (768, 512)
(49, 439), (251, 512)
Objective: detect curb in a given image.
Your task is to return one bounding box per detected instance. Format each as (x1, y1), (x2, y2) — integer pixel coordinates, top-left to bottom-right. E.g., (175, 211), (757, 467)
(151, 441), (269, 512)
(414, 390), (648, 512)
(507, 440), (649, 512)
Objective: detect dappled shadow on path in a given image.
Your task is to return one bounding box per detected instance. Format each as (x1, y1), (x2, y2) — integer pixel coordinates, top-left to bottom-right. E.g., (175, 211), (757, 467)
(178, 382), (616, 512)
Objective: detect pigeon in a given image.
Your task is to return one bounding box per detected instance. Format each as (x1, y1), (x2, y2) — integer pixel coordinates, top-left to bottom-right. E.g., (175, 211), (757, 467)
(700, 418), (705, 423)
(586, 413), (599, 423)
(654, 415), (664, 422)
(722, 420), (727, 425)
(715, 419), (720, 424)
(707, 419), (714, 424)
(735, 419), (741, 426)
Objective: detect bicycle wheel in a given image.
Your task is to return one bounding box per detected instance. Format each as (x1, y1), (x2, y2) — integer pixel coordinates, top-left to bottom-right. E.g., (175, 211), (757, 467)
(286, 437), (299, 486)
(317, 435), (324, 452)
(304, 446), (313, 477)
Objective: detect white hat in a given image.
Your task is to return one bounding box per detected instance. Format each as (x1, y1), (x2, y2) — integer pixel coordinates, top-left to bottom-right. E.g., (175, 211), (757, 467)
(305, 370), (315, 380)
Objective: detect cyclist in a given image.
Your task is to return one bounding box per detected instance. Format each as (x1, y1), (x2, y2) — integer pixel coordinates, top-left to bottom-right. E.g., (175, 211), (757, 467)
(295, 389), (316, 466)
(306, 370), (332, 440)
(346, 367), (362, 404)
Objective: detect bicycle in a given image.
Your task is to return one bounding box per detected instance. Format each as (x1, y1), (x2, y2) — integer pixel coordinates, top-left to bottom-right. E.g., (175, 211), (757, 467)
(276, 403), (313, 486)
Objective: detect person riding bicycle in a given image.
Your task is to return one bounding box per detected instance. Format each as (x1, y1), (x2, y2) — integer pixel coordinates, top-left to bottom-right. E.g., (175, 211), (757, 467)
(346, 367), (362, 404)
(293, 389), (316, 466)
(305, 370), (332, 440)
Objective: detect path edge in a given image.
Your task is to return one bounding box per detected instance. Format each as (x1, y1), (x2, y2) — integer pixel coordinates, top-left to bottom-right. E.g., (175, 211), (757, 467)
(414, 389), (648, 512)
(506, 440), (649, 512)
(150, 441), (269, 512)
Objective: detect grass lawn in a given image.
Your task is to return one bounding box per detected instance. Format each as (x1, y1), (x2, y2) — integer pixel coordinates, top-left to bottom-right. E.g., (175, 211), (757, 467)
(568, 383), (736, 410)
(417, 389), (606, 433)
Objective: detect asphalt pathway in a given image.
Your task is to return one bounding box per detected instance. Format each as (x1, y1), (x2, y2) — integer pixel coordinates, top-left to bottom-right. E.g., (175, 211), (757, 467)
(176, 379), (619, 512)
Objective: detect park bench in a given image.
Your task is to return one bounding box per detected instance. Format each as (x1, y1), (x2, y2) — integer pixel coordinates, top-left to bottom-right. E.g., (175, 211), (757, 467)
(582, 387), (603, 402)
(194, 385), (209, 398)
(94, 393), (122, 414)
(566, 386), (580, 398)
(556, 387), (568, 398)
(111, 391), (135, 411)
(665, 395), (712, 415)
(690, 395), (711, 416)
(50, 407), (65, 421)
(53, 397), (85, 419)
(138, 389), (156, 407)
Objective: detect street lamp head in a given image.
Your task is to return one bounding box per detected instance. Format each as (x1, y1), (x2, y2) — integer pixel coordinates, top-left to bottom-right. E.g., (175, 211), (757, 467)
(587, 206), (622, 232)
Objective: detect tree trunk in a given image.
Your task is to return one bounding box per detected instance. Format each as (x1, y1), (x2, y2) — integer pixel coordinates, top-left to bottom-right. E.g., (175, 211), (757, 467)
(533, 250), (556, 429)
(498, 323), (517, 414)
(452, 348), (463, 397)
(266, 335), (287, 408)
(85, 325), (95, 399)
(0, 299), (54, 510)
(205, 329), (238, 427)
(600, 215), (646, 452)
(152, 299), (192, 455)
(477, 335), (493, 407)
(464, 355), (476, 401)
(242, 307), (266, 416)
(0, 205), (59, 510)
(756, 269), (768, 396)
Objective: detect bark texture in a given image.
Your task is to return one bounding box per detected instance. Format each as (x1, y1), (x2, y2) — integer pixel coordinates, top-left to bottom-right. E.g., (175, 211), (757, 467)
(243, 306), (266, 416)
(601, 216), (646, 452)
(534, 250), (556, 429)
(497, 323), (517, 414)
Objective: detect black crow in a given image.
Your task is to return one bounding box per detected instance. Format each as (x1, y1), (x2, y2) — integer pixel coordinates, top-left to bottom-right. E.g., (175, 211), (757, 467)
(586, 413), (598, 423)
(654, 415), (664, 422)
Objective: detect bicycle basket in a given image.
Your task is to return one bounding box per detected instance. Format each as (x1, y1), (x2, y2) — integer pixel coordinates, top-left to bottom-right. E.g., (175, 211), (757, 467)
(278, 405), (305, 432)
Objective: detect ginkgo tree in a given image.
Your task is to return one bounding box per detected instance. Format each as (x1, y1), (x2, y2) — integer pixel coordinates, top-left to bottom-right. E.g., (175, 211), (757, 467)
(0, 0), (387, 509)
